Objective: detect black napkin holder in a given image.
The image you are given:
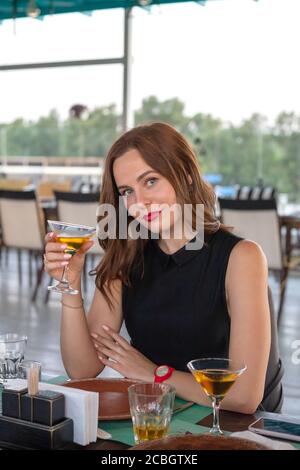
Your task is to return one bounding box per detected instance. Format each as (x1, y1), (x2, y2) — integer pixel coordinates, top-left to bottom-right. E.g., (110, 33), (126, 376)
(21, 390), (65, 426)
(0, 414), (74, 450)
(2, 387), (28, 419)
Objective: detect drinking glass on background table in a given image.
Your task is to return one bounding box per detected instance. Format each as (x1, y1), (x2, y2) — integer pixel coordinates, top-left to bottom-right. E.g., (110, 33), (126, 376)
(47, 220), (96, 295)
(128, 382), (175, 445)
(0, 334), (27, 385)
(187, 358), (246, 435)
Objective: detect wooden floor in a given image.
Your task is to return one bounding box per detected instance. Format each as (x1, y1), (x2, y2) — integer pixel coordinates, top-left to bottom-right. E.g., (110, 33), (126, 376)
(0, 249), (299, 417)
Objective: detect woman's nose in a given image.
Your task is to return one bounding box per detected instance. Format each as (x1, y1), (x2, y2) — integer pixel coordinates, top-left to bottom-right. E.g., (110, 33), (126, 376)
(134, 188), (151, 206)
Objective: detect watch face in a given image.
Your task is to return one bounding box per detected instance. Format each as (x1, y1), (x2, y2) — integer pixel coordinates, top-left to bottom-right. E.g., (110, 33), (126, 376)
(156, 365), (169, 377)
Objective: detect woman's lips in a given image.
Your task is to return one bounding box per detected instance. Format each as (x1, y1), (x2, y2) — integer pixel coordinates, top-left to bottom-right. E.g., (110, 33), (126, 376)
(143, 210), (162, 222)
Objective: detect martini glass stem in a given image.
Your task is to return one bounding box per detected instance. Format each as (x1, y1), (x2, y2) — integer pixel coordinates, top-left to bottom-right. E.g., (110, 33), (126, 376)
(60, 266), (69, 286)
(211, 396), (222, 435)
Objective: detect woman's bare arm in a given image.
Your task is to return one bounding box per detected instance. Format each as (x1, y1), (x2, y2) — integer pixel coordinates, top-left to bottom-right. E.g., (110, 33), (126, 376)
(60, 279), (122, 379)
(221, 239), (270, 413)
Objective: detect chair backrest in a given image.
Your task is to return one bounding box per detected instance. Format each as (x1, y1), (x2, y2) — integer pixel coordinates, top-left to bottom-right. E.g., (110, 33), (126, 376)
(54, 191), (102, 256)
(261, 186), (276, 200)
(0, 178), (32, 191)
(250, 186), (263, 200)
(219, 198), (282, 270)
(260, 287), (284, 412)
(236, 186), (252, 200)
(36, 180), (72, 200)
(0, 190), (44, 250)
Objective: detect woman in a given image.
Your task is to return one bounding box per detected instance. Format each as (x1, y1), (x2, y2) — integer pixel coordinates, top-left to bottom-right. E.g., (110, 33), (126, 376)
(44, 122), (281, 414)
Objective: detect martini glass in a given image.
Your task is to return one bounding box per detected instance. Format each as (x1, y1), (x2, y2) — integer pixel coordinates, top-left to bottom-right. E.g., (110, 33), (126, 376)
(187, 358), (246, 435)
(47, 220), (96, 295)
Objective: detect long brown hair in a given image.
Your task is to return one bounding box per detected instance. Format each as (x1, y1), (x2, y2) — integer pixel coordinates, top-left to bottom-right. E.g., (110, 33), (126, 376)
(94, 122), (224, 308)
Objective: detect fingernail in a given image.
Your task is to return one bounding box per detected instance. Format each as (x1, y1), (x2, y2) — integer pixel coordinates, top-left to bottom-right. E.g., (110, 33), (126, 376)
(94, 343), (99, 349)
(91, 333), (98, 339)
(64, 254), (72, 259)
(61, 261), (69, 266)
(49, 232), (54, 237)
(98, 355), (104, 361)
(102, 325), (109, 331)
(61, 244), (67, 249)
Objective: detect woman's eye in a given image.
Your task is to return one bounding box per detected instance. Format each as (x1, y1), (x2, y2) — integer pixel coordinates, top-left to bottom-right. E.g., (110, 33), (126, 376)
(121, 189), (132, 197)
(146, 178), (157, 187)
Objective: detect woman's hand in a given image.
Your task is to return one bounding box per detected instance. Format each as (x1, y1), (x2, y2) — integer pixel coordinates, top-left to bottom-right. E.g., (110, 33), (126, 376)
(91, 325), (156, 382)
(43, 231), (94, 283)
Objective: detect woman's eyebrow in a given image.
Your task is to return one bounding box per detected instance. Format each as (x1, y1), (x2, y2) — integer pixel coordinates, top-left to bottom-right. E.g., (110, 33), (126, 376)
(117, 170), (156, 190)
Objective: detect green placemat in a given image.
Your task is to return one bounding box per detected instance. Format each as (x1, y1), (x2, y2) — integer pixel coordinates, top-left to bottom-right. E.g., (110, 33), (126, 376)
(45, 375), (68, 385)
(100, 416), (210, 447)
(100, 402), (212, 447)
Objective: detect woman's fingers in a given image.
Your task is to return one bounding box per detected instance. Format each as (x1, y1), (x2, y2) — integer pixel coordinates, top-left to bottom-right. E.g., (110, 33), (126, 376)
(94, 343), (122, 363)
(45, 242), (67, 253)
(77, 240), (94, 255)
(91, 333), (125, 356)
(46, 252), (72, 262)
(101, 325), (131, 350)
(44, 232), (56, 243)
(45, 260), (69, 271)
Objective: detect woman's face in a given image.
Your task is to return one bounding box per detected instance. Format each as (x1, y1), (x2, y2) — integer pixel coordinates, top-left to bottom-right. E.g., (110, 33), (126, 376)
(113, 148), (181, 236)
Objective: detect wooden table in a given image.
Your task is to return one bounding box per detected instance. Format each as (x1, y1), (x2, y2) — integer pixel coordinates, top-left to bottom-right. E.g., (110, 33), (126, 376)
(0, 408), (295, 450)
(66, 409), (285, 450)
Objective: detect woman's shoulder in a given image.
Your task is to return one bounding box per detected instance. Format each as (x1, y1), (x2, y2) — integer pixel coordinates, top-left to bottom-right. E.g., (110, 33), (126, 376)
(227, 238), (268, 275)
(209, 229), (267, 268)
(230, 238), (267, 262)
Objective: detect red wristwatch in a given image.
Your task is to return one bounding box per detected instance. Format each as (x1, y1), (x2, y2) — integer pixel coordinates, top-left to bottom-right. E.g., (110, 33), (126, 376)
(154, 365), (174, 383)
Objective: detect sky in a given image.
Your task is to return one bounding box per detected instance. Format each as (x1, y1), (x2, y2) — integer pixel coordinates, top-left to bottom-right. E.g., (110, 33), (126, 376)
(0, 0), (300, 125)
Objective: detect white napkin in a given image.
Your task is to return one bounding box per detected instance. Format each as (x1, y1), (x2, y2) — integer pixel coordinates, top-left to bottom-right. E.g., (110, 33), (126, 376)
(6, 379), (98, 446)
(231, 430), (296, 450)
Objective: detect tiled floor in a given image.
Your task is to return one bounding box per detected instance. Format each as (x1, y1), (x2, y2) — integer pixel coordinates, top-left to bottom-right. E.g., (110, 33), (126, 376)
(1, 249), (300, 416)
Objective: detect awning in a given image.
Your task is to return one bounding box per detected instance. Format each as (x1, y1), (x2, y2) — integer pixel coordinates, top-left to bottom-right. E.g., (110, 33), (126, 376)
(0, 0), (204, 21)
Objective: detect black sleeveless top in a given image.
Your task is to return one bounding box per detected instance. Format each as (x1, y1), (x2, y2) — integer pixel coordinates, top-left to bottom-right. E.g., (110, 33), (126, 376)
(122, 229), (283, 412)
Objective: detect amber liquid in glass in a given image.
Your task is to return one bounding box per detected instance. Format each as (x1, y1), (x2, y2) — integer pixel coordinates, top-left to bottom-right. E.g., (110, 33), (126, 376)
(57, 236), (93, 255)
(193, 369), (238, 399)
(133, 424), (168, 442)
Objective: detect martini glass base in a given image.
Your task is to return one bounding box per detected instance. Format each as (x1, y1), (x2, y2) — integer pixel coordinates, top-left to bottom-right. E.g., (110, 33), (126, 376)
(48, 283), (79, 295)
(209, 427), (223, 436)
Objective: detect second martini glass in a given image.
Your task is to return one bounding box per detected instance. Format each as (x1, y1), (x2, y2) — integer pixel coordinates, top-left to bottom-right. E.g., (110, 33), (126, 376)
(187, 358), (246, 435)
(47, 220), (96, 295)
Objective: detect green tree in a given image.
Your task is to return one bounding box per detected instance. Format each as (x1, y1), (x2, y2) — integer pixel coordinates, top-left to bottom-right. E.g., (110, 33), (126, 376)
(30, 110), (60, 156)
(272, 112), (300, 200)
(61, 105), (119, 157)
(135, 96), (189, 131)
(2, 97), (300, 201)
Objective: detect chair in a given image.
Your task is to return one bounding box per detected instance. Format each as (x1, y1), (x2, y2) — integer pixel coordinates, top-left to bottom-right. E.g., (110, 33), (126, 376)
(0, 190), (45, 301)
(261, 186), (276, 200)
(235, 185), (276, 201)
(250, 186), (263, 200)
(236, 186), (252, 200)
(0, 179), (32, 191)
(36, 180), (72, 200)
(218, 198), (300, 325)
(260, 287), (284, 412)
